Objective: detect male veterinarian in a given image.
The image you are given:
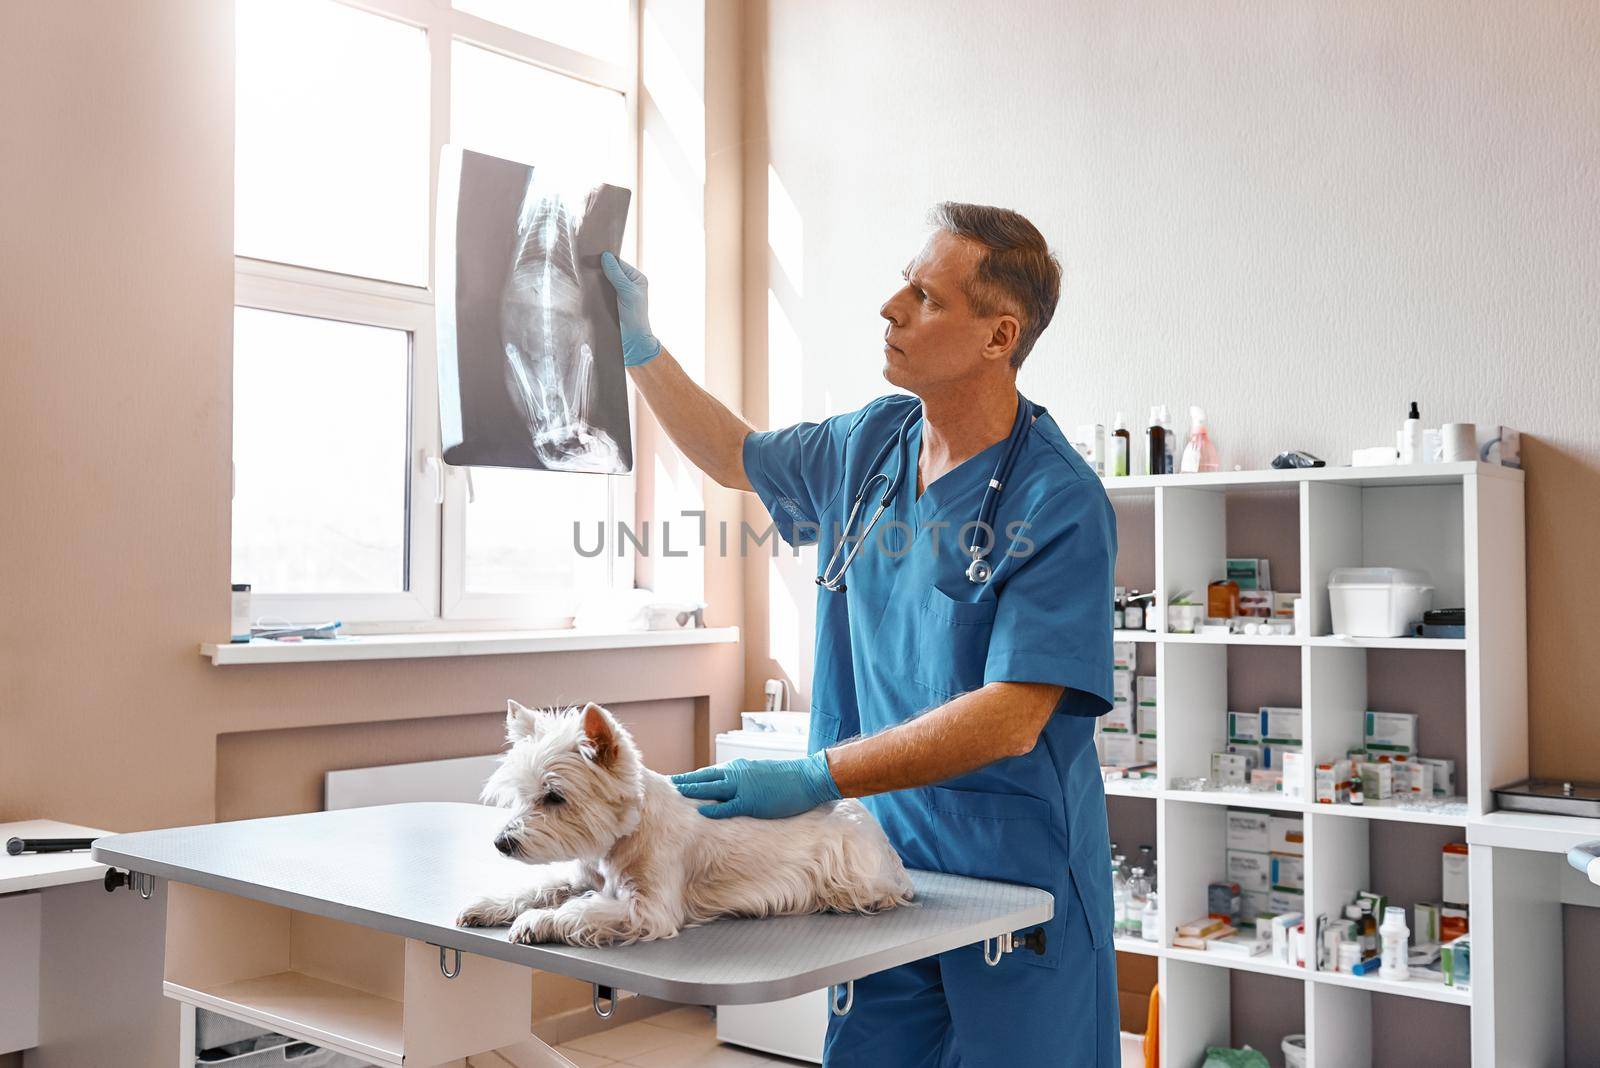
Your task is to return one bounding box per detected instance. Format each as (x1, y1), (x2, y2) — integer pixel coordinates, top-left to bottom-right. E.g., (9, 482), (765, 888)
(602, 202), (1118, 1068)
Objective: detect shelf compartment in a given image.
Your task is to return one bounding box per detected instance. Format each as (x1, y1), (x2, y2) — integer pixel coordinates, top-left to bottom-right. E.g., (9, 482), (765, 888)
(1311, 979), (1472, 1066)
(163, 883), (531, 1067)
(1162, 954), (1305, 1068)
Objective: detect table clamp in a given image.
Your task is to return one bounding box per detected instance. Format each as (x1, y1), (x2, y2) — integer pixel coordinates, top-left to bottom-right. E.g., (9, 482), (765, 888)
(102, 867), (154, 899)
(982, 925), (1046, 966)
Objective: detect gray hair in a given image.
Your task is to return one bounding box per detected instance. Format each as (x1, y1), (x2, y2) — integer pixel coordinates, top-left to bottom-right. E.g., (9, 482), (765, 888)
(928, 202), (1062, 369)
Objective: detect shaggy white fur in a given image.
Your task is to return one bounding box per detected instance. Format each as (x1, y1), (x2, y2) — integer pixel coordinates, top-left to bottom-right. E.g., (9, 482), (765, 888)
(457, 701), (915, 947)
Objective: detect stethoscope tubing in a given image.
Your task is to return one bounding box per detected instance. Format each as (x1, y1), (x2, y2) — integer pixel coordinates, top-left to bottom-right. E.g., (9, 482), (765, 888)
(817, 395), (1032, 593)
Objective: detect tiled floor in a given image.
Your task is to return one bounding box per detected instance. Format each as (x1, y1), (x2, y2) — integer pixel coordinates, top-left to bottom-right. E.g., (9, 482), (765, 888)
(468, 1006), (808, 1068)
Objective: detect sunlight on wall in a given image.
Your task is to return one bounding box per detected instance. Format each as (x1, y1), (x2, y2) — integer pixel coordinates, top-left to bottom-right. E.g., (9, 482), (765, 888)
(767, 163), (804, 297)
(767, 288), (804, 430)
(767, 555), (804, 686)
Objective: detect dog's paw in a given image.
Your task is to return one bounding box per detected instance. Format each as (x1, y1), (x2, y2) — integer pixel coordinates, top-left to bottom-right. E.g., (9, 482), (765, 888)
(456, 896), (517, 928)
(507, 908), (557, 945)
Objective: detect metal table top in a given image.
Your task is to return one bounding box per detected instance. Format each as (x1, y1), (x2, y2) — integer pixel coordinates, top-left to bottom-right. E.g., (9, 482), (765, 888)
(94, 802), (1053, 1004)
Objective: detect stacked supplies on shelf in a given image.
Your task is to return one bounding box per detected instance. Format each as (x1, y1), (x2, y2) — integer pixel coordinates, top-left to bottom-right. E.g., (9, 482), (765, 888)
(1180, 809), (1306, 962)
(1097, 641), (1157, 783)
(1211, 707), (1302, 791)
(1314, 710), (1458, 805)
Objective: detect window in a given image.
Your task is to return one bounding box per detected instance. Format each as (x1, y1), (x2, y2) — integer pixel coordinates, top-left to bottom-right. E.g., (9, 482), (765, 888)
(232, 0), (637, 629)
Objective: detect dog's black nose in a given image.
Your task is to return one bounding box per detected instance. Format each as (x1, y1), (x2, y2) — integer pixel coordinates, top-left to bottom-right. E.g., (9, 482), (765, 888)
(493, 832), (514, 856)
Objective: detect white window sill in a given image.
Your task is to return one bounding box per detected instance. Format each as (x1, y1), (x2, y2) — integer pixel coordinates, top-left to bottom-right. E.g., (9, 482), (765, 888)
(200, 626), (740, 666)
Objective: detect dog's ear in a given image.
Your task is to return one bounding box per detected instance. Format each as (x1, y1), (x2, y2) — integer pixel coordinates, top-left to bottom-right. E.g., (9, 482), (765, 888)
(578, 702), (619, 769)
(506, 699), (539, 743)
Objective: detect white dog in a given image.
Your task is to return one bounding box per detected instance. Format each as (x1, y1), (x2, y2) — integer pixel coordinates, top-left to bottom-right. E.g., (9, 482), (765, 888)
(457, 701), (914, 947)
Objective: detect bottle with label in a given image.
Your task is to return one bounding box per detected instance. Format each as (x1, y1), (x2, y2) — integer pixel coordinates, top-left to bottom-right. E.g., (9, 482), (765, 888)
(1145, 407), (1166, 476)
(1124, 591), (1144, 631)
(1139, 844), (1156, 890)
(1110, 413), (1131, 477)
(1111, 858), (1129, 937)
(1156, 405), (1176, 474)
(1400, 401), (1422, 464)
(1380, 906), (1410, 980)
(1127, 866), (1150, 938)
(1141, 891), (1161, 942)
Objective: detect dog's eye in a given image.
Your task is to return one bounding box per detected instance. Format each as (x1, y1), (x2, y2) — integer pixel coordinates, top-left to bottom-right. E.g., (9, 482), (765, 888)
(543, 790), (565, 806)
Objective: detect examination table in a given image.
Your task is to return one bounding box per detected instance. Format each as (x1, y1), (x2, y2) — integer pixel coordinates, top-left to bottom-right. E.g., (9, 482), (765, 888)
(93, 802), (1053, 1067)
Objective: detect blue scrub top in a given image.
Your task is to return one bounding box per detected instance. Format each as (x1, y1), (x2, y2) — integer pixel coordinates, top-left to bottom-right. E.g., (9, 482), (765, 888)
(744, 393), (1118, 972)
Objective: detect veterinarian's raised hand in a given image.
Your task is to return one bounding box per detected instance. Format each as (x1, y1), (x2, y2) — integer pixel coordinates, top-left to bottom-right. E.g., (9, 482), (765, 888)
(600, 252), (662, 367)
(672, 753), (842, 819)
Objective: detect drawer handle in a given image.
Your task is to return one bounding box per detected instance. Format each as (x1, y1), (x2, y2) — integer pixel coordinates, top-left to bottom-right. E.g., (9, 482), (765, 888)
(439, 945), (462, 979)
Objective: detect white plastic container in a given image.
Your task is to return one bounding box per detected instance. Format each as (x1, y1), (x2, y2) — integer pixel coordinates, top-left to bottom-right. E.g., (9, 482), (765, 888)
(1327, 567), (1434, 638)
(1282, 1034), (1308, 1068)
(1380, 906), (1410, 981)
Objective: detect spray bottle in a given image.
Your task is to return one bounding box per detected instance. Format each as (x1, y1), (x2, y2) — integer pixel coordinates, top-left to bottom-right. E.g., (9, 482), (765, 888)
(1110, 413), (1131, 477)
(1180, 407), (1221, 473)
(1145, 408), (1166, 476)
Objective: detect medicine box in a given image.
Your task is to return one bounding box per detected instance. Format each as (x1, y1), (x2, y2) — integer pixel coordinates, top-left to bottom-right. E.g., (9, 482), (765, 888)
(1268, 888), (1305, 915)
(1365, 710), (1417, 755)
(1211, 751), (1252, 785)
(1227, 710), (1261, 743)
(1414, 902), (1442, 944)
(1136, 675), (1157, 706)
(1113, 672), (1134, 700)
(1359, 761), (1394, 800)
(1226, 811), (1271, 853)
(1441, 905), (1469, 942)
(1393, 758), (1433, 797)
(1442, 843), (1470, 905)
(1102, 733), (1139, 766)
(1113, 642), (1136, 670)
(1226, 742), (1262, 769)
(1250, 768), (1282, 791)
(1226, 850), (1271, 894)
(1240, 890), (1271, 923)
(1136, 705), (1158, 736)
(1270, 853), (1305, 891)
(1136, 736), (1158, 763)
(1416, 757), (1456, 797)
(1208, 882), (1241, 922)
(1226, 557), (1272, 591)
(1262, 743), (1300, 771)
(1260, 707), (1303, 743)
(1280, 751), (1307, 800)
(1103, 701), (1134, 733)
(1238, 589), (1274, 617)
(1269, 815), (1304, 856)
(1315, 761), (1352, 804)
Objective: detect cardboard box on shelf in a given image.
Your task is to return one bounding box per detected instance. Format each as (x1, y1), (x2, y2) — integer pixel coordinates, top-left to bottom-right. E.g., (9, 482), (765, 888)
(1227, 850), (1271, 894)
(1226, 811), (1271, 853)
(1269, 815), (1304, 856)
(1271, 853), (1305, 891)
(1364, 710), (1417, 755)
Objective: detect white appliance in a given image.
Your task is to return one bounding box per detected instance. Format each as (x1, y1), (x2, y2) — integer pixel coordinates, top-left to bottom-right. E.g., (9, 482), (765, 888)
(713, 721), (828, 1064)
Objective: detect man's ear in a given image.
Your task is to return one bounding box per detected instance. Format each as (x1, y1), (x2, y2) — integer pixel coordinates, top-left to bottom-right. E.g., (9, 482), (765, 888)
(579, 702), (619, 769)
(506, 699), (539, 743)
(982, 315), (1021, 365)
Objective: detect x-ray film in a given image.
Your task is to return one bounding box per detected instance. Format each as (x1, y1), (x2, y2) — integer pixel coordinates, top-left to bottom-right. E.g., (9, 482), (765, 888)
(437, 146), (633, 473)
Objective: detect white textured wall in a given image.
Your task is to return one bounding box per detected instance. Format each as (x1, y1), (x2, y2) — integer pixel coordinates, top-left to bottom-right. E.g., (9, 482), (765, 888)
(740, 0), (1600, 778)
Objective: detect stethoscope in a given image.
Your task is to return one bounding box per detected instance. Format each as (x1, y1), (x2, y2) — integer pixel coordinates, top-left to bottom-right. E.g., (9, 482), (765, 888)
(816, 395), (1035, 593)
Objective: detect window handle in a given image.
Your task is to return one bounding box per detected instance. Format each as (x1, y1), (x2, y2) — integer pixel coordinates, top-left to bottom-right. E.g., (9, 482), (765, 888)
(425, 454), (445, 505)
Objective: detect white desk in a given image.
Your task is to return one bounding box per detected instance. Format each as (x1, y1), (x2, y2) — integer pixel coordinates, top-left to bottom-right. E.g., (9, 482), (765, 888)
(0, 820), (110, 1057)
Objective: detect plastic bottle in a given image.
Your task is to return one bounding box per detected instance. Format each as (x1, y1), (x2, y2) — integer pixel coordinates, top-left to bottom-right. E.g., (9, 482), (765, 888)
(1111, 859), (1129, 937)
(1139, 845), (1156, 890)
(1400, 401), (1422, 464)
(1380, 906), (1410, 980)
(1110, 413), (1131, 477)
(1127, 866), (1150, 938)
(1145, 408), (1166, 476)
(1357, 900), (1378, 956)
(1179, 406), (1221, 473)
(1141, 891), (1161, 942)
(1157, 406), (1176, 473)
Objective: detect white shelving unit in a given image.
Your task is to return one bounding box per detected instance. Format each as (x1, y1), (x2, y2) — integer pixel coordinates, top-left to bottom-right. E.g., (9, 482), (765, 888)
(1101, 461), (1538, 1066)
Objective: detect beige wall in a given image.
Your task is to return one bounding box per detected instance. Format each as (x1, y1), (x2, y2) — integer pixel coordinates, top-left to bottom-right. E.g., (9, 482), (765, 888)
(740, 0), (1600, 780)
(1, 1), (743, 1062)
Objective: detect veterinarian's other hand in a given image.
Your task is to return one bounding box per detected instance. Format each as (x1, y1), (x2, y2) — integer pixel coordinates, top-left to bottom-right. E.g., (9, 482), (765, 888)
(600, 252), (662, 366)
(671, 753), (841, 819)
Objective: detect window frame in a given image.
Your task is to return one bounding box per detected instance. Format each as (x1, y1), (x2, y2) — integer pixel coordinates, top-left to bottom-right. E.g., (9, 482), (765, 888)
(234, 0), (642, 632)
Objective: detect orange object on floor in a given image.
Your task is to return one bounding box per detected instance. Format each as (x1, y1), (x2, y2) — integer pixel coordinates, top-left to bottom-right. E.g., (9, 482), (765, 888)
(1143, 981), (1160, 1068)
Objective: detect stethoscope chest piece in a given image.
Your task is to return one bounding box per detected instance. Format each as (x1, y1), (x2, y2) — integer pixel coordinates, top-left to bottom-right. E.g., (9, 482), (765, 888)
(965, 553), (993, 584)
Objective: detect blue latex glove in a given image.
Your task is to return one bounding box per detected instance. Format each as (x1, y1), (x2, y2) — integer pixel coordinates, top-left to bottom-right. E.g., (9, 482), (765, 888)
(671, 753), (842, 819)
(600, 251), (662, 367)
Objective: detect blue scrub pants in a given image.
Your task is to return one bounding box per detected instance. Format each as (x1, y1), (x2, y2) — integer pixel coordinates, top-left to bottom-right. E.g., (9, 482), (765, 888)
(822, 938), (1118, 1067)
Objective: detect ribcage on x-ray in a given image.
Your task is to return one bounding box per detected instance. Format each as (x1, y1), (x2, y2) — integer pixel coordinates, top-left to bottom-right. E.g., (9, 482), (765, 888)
(500, 184), (621, 473)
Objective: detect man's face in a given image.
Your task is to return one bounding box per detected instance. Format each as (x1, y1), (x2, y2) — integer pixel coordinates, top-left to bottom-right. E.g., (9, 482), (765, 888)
(879, 231), (1011, 394)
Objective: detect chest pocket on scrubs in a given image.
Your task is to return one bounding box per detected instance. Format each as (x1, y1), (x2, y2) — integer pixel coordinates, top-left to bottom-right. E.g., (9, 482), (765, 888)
(927, 787), (1064, 970)
(913, 587), (996, 700)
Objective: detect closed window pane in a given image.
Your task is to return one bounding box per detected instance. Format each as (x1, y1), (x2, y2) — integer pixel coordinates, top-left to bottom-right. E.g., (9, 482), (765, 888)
(232, 308), (411, 593)
(450, 42), (629, 190)
(453, 0), (629, 63)
(464, 468), (609, 606)
(236, 0), (430, 284)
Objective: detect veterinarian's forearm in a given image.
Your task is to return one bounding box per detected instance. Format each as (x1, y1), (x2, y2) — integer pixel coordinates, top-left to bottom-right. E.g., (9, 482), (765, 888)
(628, 348), (755, 491)
(823, 682), (1063, 797)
